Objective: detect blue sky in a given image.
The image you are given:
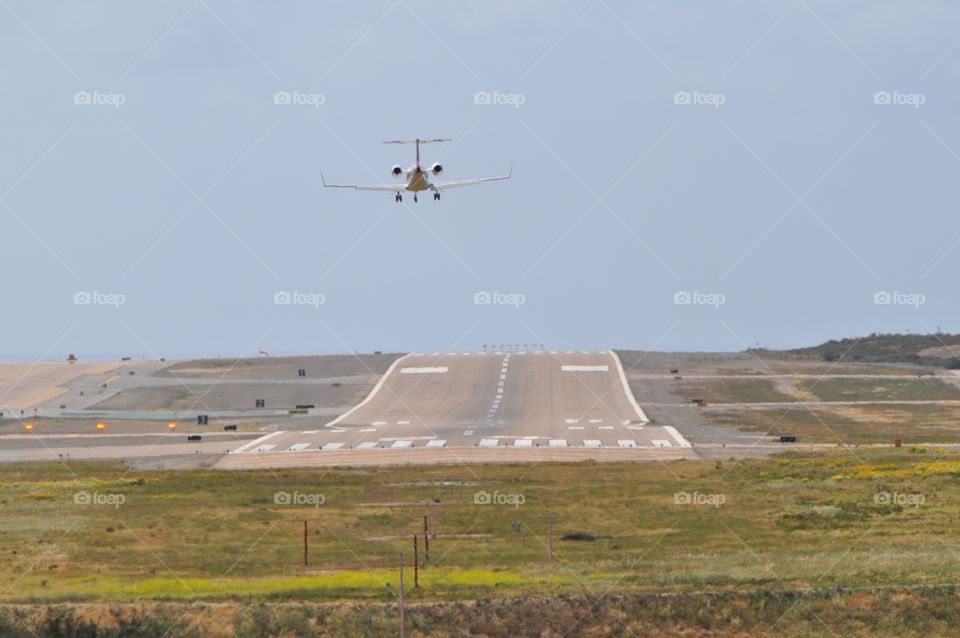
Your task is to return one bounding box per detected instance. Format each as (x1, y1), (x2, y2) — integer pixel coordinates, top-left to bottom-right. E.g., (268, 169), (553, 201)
(2, 1), (960, 359)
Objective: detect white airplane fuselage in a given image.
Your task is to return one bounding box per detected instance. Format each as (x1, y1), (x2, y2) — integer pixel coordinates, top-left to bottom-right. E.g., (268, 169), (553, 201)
(401, 165), (434, 192)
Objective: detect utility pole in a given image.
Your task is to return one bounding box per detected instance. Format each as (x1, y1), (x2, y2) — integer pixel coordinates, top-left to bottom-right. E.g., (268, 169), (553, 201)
(304, 520), (308, 567)
(414, 535), (419, 588)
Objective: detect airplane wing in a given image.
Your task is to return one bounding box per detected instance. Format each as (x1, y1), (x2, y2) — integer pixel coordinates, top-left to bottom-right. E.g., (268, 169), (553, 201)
(432, 166), (512, 191)
(321, 173), (404, 192)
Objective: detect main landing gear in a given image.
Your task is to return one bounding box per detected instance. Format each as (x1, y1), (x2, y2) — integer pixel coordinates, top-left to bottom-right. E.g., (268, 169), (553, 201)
(433, 191), (441, 201)
(395, 193), (402, 202)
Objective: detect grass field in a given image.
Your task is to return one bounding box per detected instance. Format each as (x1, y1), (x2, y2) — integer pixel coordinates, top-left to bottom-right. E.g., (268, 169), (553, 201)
(673, 378), (797, 404)
(710, 404), (960, 444)
(3, 451), (960, 608)
(797, 377), (960, 402)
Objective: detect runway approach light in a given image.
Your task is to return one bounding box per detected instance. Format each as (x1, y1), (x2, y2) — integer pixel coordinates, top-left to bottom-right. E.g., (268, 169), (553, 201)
(167, 422), (177, 430)
(96, 422), (106, 430)
(24, 423), (33, 431)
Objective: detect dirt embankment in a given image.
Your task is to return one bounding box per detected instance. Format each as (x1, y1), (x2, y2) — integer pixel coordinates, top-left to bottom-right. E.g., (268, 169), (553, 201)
(3, 587), (960, 637)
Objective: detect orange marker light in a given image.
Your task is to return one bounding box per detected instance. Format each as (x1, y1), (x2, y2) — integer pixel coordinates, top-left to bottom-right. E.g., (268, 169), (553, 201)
(167, 422), (177, 430)
(24, 423), (33, 431)
(96, 422), (106, 430)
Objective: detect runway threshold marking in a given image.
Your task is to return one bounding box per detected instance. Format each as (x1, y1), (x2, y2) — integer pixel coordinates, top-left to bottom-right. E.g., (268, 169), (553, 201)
(549, 439), (568, 447)
(583, 440), (603, 448)
(652, 440), (673, 448)
(391, 440), (414, 448)
(322, 442), (345, 451)
(425, 439), (447, 447)
(479, 438), (499, 447)
(287, 443), (311, 451)
(400, 367), (449, 374)
(617, 439), (638, 448)
(355, 441), (378, 450)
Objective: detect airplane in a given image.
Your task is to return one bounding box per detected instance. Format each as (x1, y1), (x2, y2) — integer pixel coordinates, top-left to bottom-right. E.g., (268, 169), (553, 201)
(321, 137), (511, 202)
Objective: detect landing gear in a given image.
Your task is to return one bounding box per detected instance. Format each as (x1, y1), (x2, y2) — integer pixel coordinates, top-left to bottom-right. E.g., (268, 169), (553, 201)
(395, 193), (402, 203)
(413, 193), (418, 203)
(433, 191), (441, 201)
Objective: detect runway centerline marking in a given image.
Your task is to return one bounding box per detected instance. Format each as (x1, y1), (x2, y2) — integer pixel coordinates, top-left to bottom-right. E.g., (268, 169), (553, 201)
(400, 367), (449, 374)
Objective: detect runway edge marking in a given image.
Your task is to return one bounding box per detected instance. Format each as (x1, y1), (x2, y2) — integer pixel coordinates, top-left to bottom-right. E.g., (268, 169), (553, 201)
(608, 349), (649, 423)
(663, 425), (693, 448)
(231, 431), (284, 454)
(326, 353), (413, 428)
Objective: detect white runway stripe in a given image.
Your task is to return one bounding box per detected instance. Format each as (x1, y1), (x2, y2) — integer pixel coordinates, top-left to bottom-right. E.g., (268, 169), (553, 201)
(232, 431), (284, 454)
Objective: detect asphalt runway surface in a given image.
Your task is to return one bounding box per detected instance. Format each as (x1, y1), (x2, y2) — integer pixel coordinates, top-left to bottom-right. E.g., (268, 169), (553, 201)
(218, 350), (693, 468)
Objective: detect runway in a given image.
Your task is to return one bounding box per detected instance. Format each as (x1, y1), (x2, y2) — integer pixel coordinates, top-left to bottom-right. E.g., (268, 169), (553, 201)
(218, 350), (692, 468)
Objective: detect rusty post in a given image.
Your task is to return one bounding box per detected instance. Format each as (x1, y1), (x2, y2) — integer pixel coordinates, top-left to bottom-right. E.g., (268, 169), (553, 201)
(424, 515), (429, 560)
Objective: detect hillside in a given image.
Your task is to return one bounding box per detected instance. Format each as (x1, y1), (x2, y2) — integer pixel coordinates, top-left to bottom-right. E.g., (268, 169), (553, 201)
(762, 333), (960, 367)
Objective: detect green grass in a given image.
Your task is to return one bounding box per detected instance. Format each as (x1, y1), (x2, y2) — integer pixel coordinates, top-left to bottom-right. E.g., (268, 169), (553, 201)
(673, 378), (796, 404)
(711, 404), (960, 444)
(4, 453), (960, 605)
(797, 377), (960, 402)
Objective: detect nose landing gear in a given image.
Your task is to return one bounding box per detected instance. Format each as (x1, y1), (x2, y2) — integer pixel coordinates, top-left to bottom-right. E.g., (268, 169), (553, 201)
(433, 191), (441, 201)
(395, 193), (402, 203)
